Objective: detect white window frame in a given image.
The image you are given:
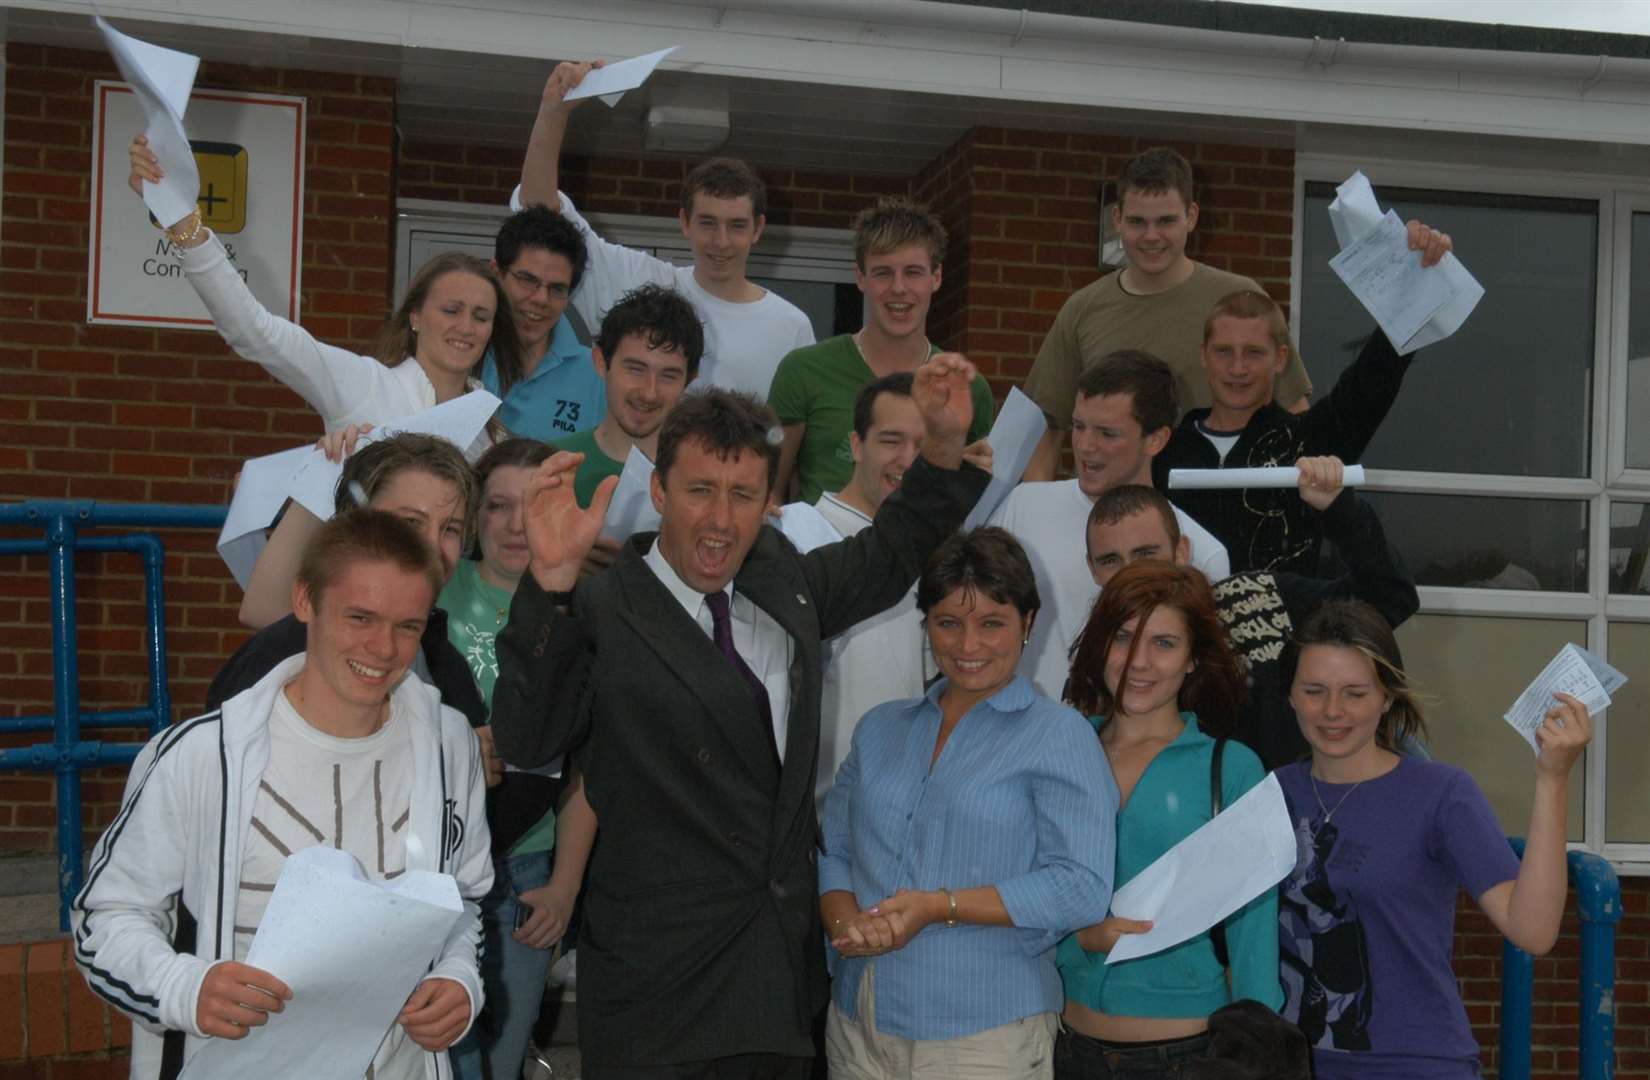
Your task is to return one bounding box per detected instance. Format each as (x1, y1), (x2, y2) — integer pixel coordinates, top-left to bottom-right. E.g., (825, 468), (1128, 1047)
(1293, 154), (1650, 874)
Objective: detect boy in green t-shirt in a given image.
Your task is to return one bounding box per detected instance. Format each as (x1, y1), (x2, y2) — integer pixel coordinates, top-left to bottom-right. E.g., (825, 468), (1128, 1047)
(769, 196), (994, 503)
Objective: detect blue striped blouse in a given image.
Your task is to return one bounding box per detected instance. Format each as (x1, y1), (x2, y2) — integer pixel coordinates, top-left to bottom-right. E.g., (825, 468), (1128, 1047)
(819, 675), (1119, 1039)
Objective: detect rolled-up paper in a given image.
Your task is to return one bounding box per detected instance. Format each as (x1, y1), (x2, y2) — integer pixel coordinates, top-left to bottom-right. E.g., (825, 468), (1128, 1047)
(1167, 465), (1366, 491)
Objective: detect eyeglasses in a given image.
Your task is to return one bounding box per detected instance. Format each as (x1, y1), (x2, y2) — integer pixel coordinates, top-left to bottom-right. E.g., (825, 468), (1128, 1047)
(507, 269), (572, 300)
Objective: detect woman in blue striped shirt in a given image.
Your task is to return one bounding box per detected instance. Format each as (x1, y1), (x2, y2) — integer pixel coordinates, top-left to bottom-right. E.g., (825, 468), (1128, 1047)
(818, 526), (1118, 1079)
(1054, 561), (1282, 1079)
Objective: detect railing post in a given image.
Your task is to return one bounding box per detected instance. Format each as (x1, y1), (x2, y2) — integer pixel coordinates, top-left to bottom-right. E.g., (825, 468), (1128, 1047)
(46, 511), (82, 932)
(140, 534), (171, 736)
(1570, 851), (1620, 1080)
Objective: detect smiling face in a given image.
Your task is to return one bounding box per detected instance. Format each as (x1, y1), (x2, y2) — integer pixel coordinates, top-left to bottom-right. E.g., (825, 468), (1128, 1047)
(680, 192), (763, 287)
(651, 439), (770, 594)
(926, 586), (1031, 703)
(1103, 604), (1194, 722)
(1290, 644), (1392, 770)
(1201, 314), (1289, 422)
(476, 464), (534, 589)
(293, 558), (435, 719)
(856, 242), (940, 341)
(1113, 187), (1199, 281)
(412, 270), (496, 380)
(496, 246), (574, 359)
(597, 331), (693, 441)
(1071, 391), (1166, 498)
(849, 390), (924, 512)
(1086, 507), (1191, 588)
(367, 468), (466, 585)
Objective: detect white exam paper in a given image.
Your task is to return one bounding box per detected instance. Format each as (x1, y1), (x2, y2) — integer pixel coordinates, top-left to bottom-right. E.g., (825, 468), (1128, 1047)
(96, 19), (202, 229)
(1329, 211), (1449, 350)
(776, 502), (844, 555)
(1502, 643), (1626, 755)
(1325, 171), (1483, 351)
(566, 47), (679, 108)
(600, 446), (662, 541)
(1105, 773), (1296, 965)
(962, 388), (1048, 530)
(216, 445), (314, 590)
(178, 846), (464, 1080)
(282, 392), (500, 521)
(1167, 465), (1366, 491)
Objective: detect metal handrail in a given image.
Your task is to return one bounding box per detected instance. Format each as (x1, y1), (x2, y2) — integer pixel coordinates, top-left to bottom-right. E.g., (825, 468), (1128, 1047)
(0, 500), (228, 929)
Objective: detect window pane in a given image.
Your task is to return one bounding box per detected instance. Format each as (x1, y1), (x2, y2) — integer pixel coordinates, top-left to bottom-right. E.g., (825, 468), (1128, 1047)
(1300, 184), (1597, 477)
(1397, 615), (1585, 842)
(1609, 500), (1650, 594)
(1359, 492), (1588, 592)
(1627, 212), (1650, 468)
(1606, 622), (1650, 844)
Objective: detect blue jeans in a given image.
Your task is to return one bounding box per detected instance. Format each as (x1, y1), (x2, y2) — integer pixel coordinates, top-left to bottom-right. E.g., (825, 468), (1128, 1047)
(450, 849), (554, 1080)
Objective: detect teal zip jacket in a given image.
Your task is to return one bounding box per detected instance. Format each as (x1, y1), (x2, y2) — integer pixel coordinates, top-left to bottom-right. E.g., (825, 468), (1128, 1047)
(1057, 713), (1285, 1017)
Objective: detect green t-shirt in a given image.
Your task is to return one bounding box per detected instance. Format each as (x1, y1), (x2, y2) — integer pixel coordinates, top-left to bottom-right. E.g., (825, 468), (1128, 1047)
(767, 334), (997, 503)
(549, 427), (625, 508)
(439, 558), (559, 856)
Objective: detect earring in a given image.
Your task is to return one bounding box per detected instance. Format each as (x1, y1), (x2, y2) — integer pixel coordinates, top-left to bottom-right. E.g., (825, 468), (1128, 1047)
(1022, 634), (1031, 646)
(410, 321), (420, 335)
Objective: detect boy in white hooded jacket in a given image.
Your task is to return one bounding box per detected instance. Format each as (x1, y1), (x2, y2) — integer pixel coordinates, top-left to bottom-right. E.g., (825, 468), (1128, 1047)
(73, 510), (493, 1080)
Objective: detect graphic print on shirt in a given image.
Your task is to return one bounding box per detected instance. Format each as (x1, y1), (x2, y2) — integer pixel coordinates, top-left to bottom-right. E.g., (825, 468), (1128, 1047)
(1239, 426), (1314, 571)
(457, 619), (499, 683)
(1213, 572), (1292, 668)
(1279, 814), (1375, 1051)
(550, 398), (583, 434)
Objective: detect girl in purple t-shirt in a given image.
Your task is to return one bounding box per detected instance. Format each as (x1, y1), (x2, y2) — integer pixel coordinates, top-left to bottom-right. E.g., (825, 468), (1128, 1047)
(1275, 600), (1591, 1080)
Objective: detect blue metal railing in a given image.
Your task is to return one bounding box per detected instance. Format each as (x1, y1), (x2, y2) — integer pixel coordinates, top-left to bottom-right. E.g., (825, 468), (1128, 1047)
(0, 500), (228, 930)
(1499, 838), (1620, 1080)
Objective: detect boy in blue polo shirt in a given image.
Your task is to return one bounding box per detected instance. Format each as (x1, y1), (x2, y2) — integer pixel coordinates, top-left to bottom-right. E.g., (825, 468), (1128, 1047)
(481, 205), (607, 440)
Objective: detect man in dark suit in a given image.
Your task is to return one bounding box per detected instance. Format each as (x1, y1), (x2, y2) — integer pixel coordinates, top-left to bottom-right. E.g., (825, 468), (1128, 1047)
(490, 360), (989, 1079)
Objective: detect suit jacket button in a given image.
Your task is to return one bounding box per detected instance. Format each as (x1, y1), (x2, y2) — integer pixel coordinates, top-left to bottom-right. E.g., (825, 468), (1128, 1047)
(769, 879), (787, 898)
(727, 831), (745, 847)
(697, 747), (712, 765)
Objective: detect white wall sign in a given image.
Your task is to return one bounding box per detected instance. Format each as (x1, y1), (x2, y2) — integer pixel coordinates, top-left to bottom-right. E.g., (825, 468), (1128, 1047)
(88, 82), (305, 328)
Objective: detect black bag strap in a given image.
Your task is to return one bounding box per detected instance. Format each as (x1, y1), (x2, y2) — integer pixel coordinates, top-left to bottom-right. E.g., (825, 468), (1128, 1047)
(1209, 737), (1231, 970)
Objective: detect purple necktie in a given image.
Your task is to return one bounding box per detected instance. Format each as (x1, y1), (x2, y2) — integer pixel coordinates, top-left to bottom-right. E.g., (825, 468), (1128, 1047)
(705, 590), (779, 763)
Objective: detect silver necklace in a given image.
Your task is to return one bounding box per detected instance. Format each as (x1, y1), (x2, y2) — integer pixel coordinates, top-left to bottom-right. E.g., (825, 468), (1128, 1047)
(1309, 773), (1364, 828)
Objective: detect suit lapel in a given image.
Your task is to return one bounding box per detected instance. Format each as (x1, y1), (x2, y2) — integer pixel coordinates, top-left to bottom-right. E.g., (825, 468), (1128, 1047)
(611, 545), (782, 788)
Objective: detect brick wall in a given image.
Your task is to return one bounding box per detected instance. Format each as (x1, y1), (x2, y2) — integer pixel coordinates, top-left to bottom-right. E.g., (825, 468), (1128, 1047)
(0, 938), (130, 1078)
(0, 41), (395, 854)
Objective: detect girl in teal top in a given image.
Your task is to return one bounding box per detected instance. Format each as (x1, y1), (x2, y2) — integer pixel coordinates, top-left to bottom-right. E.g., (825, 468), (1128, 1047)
(1054, 561), (1284, 1079)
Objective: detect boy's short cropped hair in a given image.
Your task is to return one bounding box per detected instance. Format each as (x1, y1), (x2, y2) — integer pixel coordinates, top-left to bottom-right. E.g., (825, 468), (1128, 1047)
(494, 205), (589, 291)
(296, 508), (444, 609)
(1117, 146), (1196, 208)
(681, 158), (767, 220)
(1203, 290), (1290, 351)
(851, 196), (947, 270)
(1075, 349), (1179, 434)
(595, 284), (707, 380)
(655, 388), (781, 494)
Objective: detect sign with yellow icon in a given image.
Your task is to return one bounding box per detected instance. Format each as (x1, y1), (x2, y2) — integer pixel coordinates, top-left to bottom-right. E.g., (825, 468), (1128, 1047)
(88, 83), (306, 328)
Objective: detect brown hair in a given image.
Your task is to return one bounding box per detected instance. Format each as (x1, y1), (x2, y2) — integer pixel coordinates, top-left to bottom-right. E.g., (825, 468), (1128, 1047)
(372, 253), (525, 400)
(295, 509), (444, 610)
(681, 158), (767, 219)
(1087, 485), (1182, 549)
(1202, 290), (1290, 351)
(1075, 349), (1178, 433)
(915, 527), (1041, 623)
(1280, 599), (1428, 750)
(1117, 146), (1195, 209)
(334, 433), (480, 549)
(1067, 560), (1245, 734)
(654, 388), (781, 494)
(852, 196), (947, 270)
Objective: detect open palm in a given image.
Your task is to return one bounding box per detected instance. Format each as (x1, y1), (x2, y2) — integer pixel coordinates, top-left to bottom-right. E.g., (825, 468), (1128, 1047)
(523, 452), (618, 592)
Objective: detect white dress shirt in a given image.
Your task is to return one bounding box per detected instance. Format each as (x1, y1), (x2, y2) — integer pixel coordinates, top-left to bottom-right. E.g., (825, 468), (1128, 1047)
(644, 540), (794, 756)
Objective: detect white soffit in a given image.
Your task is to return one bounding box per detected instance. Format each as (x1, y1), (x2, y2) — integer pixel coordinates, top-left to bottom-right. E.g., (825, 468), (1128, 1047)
(6, 0), (1650, 147)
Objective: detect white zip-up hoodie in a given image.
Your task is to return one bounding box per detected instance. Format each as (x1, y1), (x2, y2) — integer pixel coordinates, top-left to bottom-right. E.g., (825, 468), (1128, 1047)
(71, 654), (493, 1080)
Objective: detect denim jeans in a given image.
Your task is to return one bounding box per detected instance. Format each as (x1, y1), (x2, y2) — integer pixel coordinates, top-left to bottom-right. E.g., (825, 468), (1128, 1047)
(450, 849), (554, 1080)
(1052, 1028), (1211, 1080)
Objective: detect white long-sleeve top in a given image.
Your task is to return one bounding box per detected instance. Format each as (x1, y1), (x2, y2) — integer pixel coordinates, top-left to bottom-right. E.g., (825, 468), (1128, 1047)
(180, 234), (467, 432)
(71, 653), (493, 1080)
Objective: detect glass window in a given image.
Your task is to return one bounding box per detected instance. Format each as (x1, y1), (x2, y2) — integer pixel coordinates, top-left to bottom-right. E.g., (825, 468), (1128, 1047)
(1626, 212), (1650, 469)
(1606, 622), (1650, 844)
(1609, 500), (1650, 594)
(1357, 492), (1588, 592)
(1397, 614), (1585, 843)
(1300, 184), (1598, 478)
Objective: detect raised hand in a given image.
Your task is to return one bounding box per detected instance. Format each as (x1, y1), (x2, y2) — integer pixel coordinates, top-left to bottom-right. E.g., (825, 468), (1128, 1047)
(522, 451), (619, 593)
(1533, 691), (1592, 779)
(1074, 915), (1153, 955)
(1295, 455), (1345, 512)
(195, 960), (291, 1040)
(1406, 220), (1453, 268)
(317, 422), (374, 465)
(128, 134), (163, 196)
(541, 59), (605, 113)
(913, 353), (978, 465)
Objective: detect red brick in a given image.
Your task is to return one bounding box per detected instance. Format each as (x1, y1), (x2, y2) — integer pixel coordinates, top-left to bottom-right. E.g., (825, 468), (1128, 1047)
(24, 938), (69, 1056)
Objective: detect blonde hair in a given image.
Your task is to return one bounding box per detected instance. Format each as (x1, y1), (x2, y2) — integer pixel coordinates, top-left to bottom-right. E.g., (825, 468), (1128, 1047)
(852, 196), (947, 270)
(1202, 290), (1290, 351)
(1281, 600), (1429, 750)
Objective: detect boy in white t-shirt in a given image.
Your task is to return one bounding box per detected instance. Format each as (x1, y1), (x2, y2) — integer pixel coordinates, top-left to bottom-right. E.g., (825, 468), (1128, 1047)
(513, 60), (814, 399)
(74, 511), (493, 1080)
(991, 350), (1228, 701)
